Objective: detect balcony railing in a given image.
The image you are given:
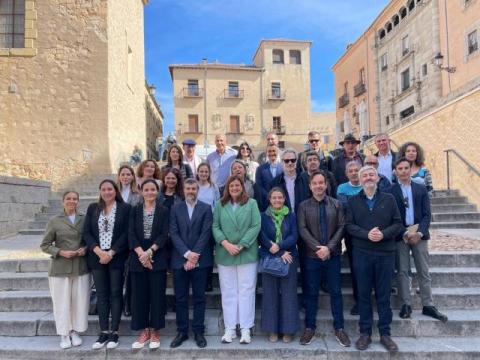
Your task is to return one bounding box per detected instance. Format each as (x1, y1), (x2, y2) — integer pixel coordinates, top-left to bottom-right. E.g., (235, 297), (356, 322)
(268, 90), (286, 100)
(271, 126), (286, 135)
(224, 89), (244, 99)
(182, 87), (204, 98)
(338, 93), (349, 108)
(353, 82), (366, 97)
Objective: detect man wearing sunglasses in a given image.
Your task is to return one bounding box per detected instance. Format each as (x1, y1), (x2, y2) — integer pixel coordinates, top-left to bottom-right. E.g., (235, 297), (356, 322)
(297, 131), (333, 173)
(332, 134), (364, 186)
(389, 157), (447, 323)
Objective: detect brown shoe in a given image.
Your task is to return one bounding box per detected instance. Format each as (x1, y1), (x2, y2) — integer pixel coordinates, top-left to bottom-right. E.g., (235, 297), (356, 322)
(355, 334), (371, 350)
(334, 329), (351, 347)
(299, 328), (315, 345)
(380, 335), (398, 352)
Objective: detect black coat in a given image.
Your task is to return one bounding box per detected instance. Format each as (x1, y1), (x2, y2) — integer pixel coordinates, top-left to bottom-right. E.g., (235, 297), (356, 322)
(269, 173), (310, 213)
(169, 200), (214, 269)
(388, 182), (431, 240)
(128, 201), (170, 272)
(332, 151), (365, 185)
(83, 201), (131, 270)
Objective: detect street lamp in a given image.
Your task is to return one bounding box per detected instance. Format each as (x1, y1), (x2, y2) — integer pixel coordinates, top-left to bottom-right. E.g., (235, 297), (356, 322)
(434, 52), (456, 73)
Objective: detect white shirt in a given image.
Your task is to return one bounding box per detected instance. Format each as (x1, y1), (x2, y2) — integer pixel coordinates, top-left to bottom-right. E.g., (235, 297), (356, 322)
(184, 155), (201, 176)
(68, 214), (76, 224)
(186, 200), (197, 220)
(121, 186), (131, 203)
(285, 174), (296, 213)
(198, 183), (220, 211)
(377, 152), (393, 181)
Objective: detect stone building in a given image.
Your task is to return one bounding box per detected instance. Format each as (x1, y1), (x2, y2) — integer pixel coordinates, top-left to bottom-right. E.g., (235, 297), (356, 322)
(333, 0), (480, 138)
(145, 82), (163, 160)
(0, 0), (162, 188)
(169, 39), (335, 153)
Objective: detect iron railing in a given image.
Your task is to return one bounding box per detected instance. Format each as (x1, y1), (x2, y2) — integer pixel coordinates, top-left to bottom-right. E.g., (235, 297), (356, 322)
(444, 149), (480, 191)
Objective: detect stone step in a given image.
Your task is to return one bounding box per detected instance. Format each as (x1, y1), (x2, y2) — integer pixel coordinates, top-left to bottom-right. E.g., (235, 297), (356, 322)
(2, 252), (479, 273)
(27, 221), (48, 229)
(2, 287), (480, 312)
(431, 203), (477, 213)
(0, 335), (478, 359)
(3, 266), (480, 291)
(1, 309), (478, 338)
(430, 196), (469, 205)
(18, 228), (45, 235)
(431, 221), (480, 229)
(432, 212), (480, 222)
(433, 189), (460, 197)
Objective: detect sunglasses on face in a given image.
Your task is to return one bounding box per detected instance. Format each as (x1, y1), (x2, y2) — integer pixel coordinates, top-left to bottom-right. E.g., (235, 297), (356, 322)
(365, 162), (378, 166)
(240, 147), (250, 151)
(283, 158), (296, 164)
(309, 139), (320, 144)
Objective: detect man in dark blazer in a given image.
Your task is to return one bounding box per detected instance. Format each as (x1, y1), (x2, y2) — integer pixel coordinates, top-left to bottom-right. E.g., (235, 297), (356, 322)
(332, 133), (364, 186)
(169, 178), (213, 349)
(345, 165), (403, 352)
(297, 171), (351, 347)
(390, 158), (447, 322)
(256, 144), (283, 206)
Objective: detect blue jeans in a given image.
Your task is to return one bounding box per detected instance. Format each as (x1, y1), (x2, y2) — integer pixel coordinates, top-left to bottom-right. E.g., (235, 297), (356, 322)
(353, 248), (395, 336)
(303, 256), (344, 330)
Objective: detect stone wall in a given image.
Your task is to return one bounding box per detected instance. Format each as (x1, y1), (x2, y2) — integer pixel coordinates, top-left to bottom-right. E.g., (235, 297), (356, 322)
(366, 88), (480, 207)
(0, 176), (50, 238)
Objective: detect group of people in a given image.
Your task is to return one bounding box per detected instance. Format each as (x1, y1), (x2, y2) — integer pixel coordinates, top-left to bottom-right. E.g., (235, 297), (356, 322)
(40, 130), (446, 353)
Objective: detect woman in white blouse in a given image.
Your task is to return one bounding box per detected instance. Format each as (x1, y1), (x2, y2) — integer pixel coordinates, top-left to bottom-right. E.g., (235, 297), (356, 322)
(117, 165), (141, 206)
(196, 162), (220, 211)
(83, 180), (131, 350)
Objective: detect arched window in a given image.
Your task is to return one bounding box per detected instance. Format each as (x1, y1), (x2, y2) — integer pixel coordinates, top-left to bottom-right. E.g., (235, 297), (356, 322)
(400, 7), (407, 19)
(408, 0), (415, 11)
(379, 29), (386, 40)
(392, 15), (400, 26)
(272, 49), (284, 64)
(386, 22), (393, 33)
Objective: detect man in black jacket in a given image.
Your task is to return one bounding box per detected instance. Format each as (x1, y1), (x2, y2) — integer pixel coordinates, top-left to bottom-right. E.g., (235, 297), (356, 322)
(332, 133), (364, 186)
(346, 165), (403, 352)
(390, 158), (447, 322)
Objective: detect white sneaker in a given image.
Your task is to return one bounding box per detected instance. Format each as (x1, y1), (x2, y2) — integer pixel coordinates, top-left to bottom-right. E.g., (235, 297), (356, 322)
(106, 333), (119, 349)
(70, 331), (82, 347)
(60, 335), (72, 349)
(221, 329), (237, 343)
(92, 333), (109, 350)
(239, 328), (251, 344)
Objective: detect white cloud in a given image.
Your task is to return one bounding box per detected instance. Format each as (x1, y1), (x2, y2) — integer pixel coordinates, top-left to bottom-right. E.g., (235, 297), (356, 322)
(311, 99), (336, 113)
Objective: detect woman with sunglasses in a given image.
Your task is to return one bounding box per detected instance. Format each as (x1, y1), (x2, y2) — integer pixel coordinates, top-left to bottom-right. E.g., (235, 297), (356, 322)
(83, 179), (131, 350)
(236, 141), (259, 183)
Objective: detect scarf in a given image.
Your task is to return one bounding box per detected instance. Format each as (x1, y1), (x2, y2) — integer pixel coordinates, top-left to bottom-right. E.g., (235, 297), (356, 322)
(266, 205), (289, 244)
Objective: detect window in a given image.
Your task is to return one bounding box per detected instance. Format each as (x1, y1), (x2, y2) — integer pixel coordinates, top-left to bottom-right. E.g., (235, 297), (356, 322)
(379, 29), (386, 40)
(402, 35), (409, 55)
(187, 79), (199, 96)
(386, 22), (392, 33)
(468, 30), (478, 55)
(340, 121), (345, 132)
(272, 49), (284, 64)
(400, 7), (407, 19)
(359, 68), (365, 84)
(401, 68), (410, 91)
(381, 53), (388, 70)
(188, 114), (199, 133)
(273, 116), (282, 130)
(289, 50), (301, 64)
(228, 81), (239, 97)
(229, 115), (240, 133)
(400, 105), (415, 119)
(343, 81), (348, 94)
(385, 116), (390, 126)
(408, 0), (415, 12)
(278, 141), (285, 149)
(422, 63), (428, 76)
(0, 0), (25, 48)
(392, 15), (400, 26)
(271, 82), (281, 98)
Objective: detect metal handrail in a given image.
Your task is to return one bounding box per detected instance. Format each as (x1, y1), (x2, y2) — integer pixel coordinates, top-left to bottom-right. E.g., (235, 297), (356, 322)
(444, 149), (480, 190)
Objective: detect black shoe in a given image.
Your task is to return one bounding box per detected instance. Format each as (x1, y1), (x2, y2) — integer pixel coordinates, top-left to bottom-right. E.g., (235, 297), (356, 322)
(350, 304), (359, 316)
(399, 304), (412, 319)
(194, 333), (207, 348)
(355, 334), (371, 351)
(422, 306), (448, 322)
(92, 333), (110, 350)
(380, 335), (398, 352)
(170, 333), (188, 348)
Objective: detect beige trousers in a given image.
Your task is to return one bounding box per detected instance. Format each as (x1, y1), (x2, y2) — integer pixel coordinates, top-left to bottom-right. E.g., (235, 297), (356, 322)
(48, 274), (91, 336)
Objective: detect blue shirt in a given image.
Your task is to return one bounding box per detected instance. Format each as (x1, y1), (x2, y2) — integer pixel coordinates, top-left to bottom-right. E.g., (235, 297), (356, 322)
(364, 192), (377, 211)
(337, 182), (363, 197)
(400, 182), (414, 225)
(206, 147), (237, 188)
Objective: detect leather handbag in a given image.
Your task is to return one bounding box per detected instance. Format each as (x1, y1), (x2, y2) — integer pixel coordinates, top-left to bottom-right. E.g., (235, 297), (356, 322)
(259, 254), (289, 278)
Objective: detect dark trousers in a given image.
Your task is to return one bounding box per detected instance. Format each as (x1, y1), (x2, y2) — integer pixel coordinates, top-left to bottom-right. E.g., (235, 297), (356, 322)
(91, 267), (124, 332)
(130, 270), (167, 331)
(345, 235), (358, 304)
(353, 248), (395, 336)
(261, 259), (299, 335)
(303, 255), (344, 330)
(173, 267), (208, 335)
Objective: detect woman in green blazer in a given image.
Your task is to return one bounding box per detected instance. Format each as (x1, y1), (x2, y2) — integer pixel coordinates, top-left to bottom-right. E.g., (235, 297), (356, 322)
(40, 191), (90, 350)
(212, 175), (261, 345)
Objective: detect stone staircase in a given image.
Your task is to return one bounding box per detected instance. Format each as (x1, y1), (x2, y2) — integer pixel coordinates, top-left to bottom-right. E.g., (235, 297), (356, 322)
(19, 188), (480, 236)
(0, 253), (479, 358)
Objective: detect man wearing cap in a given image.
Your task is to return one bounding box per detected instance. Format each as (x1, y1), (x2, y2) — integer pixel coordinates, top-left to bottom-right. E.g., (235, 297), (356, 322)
(332, 134), (364, 186)
(183, 139), (202, 177)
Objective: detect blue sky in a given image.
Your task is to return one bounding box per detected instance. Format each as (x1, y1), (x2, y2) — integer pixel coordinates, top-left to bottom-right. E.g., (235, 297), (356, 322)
(145, 0), (389, 135)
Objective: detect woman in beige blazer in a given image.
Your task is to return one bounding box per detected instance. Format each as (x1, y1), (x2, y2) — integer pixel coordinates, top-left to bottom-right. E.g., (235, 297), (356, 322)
(40, 191), (90, 349)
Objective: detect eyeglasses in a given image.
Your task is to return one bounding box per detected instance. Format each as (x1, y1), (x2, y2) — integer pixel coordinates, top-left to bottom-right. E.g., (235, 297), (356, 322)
(283, 158), (296, 164)
(240, 147), (250, 151)
(309, 139), (320, 144)
(365, 162), (378, 166)
(403, 196), (409, 209)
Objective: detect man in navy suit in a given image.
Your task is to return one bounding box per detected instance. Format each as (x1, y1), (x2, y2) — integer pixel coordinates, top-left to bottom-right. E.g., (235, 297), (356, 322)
(256, 144), (283, 206)
(390, 158), (447, 322)
(169, 178), (214, 348)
